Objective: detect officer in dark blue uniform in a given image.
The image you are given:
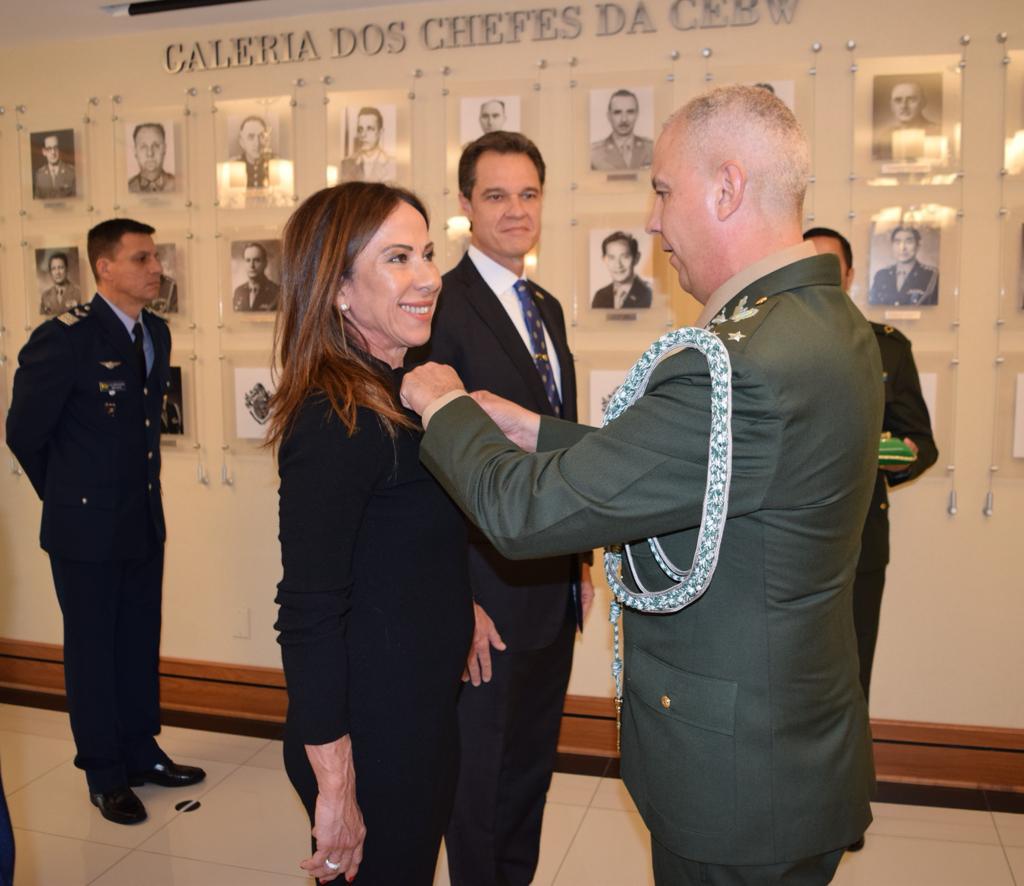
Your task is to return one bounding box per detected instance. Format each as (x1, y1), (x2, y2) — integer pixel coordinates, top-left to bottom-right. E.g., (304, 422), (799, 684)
(6, 218), (205, 825)
(806, 226), (937, 852)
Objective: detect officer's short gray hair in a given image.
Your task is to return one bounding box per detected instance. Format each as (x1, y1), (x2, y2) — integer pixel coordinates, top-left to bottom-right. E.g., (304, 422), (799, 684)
(666, 85), (810, 220)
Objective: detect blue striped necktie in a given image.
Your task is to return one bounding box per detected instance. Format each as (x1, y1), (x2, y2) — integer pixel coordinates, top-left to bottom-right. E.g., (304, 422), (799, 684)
(512, 279), (561, 415)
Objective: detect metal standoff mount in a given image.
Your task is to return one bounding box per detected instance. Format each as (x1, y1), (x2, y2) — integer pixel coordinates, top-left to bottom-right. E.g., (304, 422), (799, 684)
(845, 39), (856, 51)
(811, 41), (822, 52)
(701, 47), (712, 58)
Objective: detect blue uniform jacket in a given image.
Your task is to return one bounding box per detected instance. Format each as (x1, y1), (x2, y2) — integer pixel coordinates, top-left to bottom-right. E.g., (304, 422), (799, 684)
(6, 294), (170, 561)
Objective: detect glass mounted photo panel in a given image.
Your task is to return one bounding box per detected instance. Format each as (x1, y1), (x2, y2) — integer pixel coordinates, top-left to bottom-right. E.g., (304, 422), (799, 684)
(572, 213), (678, 342)
(221, 231), (283, 327)
(910, 350), (956, 476)
(850, 203), (960, 334)
(159, 357), (197, 451)
(1004, 51), (1024, 177)
(853, 55), (963, 187)
(24, 237), (91, 322)
(24, 123), (88, 212)
(992, 353), (1024, 480)
(215, 96), (295, 209)
(116, 110), (189, 209)
(221, 350), (275, 451)
(325, 90), (411, 188)
(573, 74), (671, 192)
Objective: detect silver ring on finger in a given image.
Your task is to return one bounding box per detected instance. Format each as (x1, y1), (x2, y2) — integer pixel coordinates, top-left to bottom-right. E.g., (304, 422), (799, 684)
(324, 857), (341, 871)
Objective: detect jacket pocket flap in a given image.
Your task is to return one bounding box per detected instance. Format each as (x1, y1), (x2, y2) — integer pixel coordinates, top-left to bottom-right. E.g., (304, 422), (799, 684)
(627, 647), (737, 736)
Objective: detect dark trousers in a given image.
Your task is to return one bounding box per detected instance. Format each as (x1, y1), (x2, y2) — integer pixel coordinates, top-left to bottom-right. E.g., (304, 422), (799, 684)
(0, 769), (13, 886)
(49, 547), (166, 793)
(652, 836), (845, 886)
(852, 568), (886, 704)
(446, 603), (575, 886)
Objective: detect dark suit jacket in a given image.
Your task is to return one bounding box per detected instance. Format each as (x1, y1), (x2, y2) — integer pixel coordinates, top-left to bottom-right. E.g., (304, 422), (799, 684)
(869, 260), (939, 306)
(407, 252), (581, 650)
(858, 323), (938, 572)
(420, 255), (880, 864)
(233, 276), (280, 312)
(6, 295), (171, 561)
(591, 276), (653, 309)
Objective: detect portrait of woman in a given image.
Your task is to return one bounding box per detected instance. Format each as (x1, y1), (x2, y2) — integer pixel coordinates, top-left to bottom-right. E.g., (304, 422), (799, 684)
(268, 182), (473, 884)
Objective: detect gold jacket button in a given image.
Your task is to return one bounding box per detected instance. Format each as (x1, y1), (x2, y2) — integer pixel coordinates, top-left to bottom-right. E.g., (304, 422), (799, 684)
(81, 497), (88, 504)
(145, 419), (151, 427)
(880, 502), (888, 510)
(660, 695), (671, 710)
(143, 387), (149, 396)
(148, 451), (154, 460)
(148, 482), (153, 491)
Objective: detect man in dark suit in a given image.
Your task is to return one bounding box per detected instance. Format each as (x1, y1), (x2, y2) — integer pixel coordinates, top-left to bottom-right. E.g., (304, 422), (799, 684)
(232, 242), (280, 312)
(591, 230), (653, 309)
(6, 218), (205, 826)
(869, 225), (939, 306)
(404, 86), (879, 884)
(407, 131), (592, 886)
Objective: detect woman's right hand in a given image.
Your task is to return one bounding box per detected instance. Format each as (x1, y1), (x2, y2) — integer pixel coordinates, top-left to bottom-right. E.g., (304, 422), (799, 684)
(301, 735), (366, 882)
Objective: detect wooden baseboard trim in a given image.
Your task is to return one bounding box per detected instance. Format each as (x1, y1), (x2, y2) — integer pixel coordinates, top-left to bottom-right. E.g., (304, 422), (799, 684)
(2, 639), (1020, 791)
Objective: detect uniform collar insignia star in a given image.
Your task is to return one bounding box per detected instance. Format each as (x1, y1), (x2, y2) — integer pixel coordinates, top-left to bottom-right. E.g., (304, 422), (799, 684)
(727, 331), (746, 342)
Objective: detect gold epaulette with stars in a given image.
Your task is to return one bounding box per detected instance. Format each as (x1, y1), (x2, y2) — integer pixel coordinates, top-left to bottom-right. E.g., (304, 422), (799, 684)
(57, 303), (92, 327)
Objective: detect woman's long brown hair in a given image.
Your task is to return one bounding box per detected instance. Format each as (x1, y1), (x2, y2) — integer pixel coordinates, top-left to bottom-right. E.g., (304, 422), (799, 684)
(266, 182), (428, 449)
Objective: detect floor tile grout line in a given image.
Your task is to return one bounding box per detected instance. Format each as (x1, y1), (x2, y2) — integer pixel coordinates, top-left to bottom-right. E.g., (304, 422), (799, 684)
(865, 830), (1011, 849)
(89, 845), (312, 882)
(548, 803), (601, 886)
(12, 823), (139, 852)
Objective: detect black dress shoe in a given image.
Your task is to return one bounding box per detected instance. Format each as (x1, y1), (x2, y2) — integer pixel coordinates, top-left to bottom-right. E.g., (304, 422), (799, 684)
(847, 836), (866, 852)
(90, 786), (147, 825)
(128, 761), (206, 788)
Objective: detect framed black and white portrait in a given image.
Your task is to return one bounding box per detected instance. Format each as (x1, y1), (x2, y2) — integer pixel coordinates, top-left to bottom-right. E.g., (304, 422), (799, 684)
(161, 366), (185, 437)
(216, 97), (293, 208)
(30, 129), (78, 200)
(588, 86), (655, 173)
(871, 73), (944, 163)
(588, 227), (654, 312)
(458, 95), (522, 144)
(34, 246), (84, 315)
(229, 239), (282, 315)
(124, 120), (178, 195)
(867, 220), (942, 308)
(339, 104), (398, 184)
(151, 242), (181, 317)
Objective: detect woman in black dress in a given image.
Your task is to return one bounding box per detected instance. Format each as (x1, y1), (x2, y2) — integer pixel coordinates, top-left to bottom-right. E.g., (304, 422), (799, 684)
(269, 183), (474, 884)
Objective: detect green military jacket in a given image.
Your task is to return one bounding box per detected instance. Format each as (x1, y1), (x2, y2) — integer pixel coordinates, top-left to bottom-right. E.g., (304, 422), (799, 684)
(421, 255), (882, 864)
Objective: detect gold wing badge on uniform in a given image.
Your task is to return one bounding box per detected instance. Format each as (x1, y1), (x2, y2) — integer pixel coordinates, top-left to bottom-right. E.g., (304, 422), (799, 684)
(99, 361), (122, 370)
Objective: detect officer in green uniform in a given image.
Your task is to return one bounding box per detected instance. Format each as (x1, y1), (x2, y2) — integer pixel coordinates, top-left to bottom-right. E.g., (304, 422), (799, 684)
(403, 87), (880, 885)
(805, 227), (938, 702)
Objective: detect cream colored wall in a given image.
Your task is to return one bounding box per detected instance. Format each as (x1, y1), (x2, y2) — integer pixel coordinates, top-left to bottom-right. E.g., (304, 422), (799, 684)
(0, 0), (1022, 729)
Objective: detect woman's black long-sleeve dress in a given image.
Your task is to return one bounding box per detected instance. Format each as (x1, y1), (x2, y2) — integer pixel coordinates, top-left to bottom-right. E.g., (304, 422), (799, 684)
(276, 382), (473, 885)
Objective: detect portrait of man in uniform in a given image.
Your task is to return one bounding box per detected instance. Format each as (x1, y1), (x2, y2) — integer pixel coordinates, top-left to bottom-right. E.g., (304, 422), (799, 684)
(230, 239), (281, 313)
(231, 115), (275, 189)
(36, 248), (83, 315)
(151, 243), (179, 315)
(590, 229), (653, 310)
(160, 367), (184, 436)
(872, 73), (943, 161)
(458, 96), (522, 144)
(31, 129), (77, 200)
(589, 87), (654, 172)
(868, 222), (941, 306)
(126, 122), (176, 194)
(340, 105), (397, 183)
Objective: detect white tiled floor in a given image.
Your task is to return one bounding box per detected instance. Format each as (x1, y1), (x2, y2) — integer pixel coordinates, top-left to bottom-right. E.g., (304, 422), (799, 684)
(0, 703), (1020, 885)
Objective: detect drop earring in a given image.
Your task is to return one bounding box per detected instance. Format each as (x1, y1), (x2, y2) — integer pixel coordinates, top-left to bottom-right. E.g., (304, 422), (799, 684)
(339, 303), (350, 312)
